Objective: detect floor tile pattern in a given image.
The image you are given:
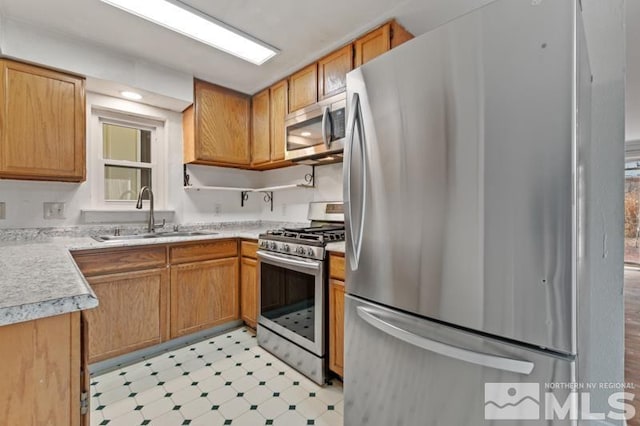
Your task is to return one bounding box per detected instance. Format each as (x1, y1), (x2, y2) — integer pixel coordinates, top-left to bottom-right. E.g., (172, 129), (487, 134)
(90, 327), (343, 426)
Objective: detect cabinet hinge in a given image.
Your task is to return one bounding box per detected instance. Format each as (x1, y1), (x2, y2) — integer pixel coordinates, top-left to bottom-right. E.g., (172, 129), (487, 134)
(80, 391), (89, 416)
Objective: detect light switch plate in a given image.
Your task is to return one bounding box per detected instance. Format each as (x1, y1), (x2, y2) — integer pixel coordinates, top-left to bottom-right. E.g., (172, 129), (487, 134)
(0, 202), (5, 220)
(43, 202), (66, 219)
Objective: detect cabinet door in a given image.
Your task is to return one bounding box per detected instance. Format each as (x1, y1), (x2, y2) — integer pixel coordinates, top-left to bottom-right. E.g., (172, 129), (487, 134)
(170, 257), (239, 338)
(288, 63), (317, 112)
(329, 279), (345, 377)
(0, 60), (85, 182)
(251, 89), (271, 165)
(194, 80), (250, 165)
(318, 45), (353, 100)
(0, 312), (81, 426)
(84, 268), (169, 363)
(354, 23), (391, 67)
(269, 80), (288, 161)
(240, 257), (258, 328)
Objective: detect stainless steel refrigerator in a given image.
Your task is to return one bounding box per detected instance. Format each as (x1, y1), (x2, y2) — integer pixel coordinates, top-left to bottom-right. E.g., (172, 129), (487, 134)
(343, 0), (591, 424)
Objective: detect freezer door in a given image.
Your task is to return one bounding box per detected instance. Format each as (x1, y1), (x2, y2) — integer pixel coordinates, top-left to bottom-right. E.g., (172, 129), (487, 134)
(345, 295), (576, 426)
(344, 0), (581, 354)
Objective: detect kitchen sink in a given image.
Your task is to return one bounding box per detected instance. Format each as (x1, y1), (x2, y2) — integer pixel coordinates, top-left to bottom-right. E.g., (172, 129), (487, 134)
(91, 230), (218, 242)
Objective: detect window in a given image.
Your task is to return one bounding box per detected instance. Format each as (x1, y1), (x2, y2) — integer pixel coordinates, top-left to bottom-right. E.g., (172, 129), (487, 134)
(102, 121), (153, 201)
(90, 107), (166, 209)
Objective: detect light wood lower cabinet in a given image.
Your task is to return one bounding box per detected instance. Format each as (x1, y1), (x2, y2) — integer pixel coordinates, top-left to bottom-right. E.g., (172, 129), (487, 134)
(329, 279), (345, 377)
(73, 239), (241, 362)
(240, 257), (258, 328)
(170, 257), (239, 338)
(329, 253), (346, 377)
(83, 268), (169, 363)
(240, 241), (259, 329)
(0, 312), (87, 426)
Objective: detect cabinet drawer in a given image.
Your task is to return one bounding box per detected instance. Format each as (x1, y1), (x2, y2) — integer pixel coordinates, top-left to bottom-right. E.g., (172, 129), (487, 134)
(329, 253), (345, 280)
(169, 239), (238, 264)
(72, 246), (167, 276)
(241, 241), (258, 259)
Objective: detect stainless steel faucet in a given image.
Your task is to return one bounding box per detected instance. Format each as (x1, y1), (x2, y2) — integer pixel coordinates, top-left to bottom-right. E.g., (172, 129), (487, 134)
(136, 186), (165, 233)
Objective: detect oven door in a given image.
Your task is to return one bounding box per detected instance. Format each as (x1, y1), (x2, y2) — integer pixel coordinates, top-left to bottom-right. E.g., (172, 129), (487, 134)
(257, 250), (325, 356)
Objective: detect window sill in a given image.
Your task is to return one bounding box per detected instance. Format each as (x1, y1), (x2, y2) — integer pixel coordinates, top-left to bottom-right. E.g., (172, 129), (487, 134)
(81, 209), (175, 224)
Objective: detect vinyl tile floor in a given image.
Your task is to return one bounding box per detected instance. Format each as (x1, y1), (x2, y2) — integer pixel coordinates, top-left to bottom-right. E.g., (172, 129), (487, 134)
(90, 327), (343, 426)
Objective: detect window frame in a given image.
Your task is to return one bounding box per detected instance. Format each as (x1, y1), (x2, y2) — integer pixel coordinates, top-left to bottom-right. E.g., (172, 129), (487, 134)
(90, 108), (167, 210)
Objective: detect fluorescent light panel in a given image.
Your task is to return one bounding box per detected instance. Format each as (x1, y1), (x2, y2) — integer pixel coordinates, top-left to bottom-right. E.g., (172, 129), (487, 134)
(100, 0), (278, 65)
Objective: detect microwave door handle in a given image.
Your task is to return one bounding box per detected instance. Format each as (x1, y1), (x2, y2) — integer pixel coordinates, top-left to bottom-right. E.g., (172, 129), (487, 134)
(321, 106), (331, 149)
(357, 306), (535, 375)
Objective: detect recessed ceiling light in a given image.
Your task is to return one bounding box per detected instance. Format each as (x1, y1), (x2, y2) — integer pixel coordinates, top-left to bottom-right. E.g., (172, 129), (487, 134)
(120, 91), (143, 100)
(100, 0), (278, 65)
(301, 131), (312, 137)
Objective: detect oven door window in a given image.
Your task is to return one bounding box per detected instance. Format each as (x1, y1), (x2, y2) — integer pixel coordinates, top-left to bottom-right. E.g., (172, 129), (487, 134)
(260, 262), (316, 342)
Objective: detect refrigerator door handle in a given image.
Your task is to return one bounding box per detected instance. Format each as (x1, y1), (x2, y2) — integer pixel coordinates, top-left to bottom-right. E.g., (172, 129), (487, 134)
(357, 306), (535, 375)
(345, 92), (367, 270)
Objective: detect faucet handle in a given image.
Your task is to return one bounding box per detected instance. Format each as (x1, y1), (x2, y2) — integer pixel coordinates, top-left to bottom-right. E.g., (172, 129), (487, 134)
(154, 219), (166, 230)
(173, 224), (180, 232)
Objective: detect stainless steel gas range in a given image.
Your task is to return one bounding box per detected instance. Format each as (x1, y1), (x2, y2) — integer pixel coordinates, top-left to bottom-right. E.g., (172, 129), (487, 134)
(256, 201), (344, 385)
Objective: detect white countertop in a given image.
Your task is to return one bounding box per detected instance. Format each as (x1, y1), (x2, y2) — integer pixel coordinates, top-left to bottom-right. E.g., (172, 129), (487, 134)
(326, 241), (345, 254)
(0, 224), (277, 327)
(0, 221), (346, 327)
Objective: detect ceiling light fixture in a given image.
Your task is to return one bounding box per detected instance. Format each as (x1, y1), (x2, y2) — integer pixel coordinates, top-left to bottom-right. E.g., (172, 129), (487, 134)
(120, 91), (143, 100)
(301, 131), (312, 137)
(100, 0), (278, 65)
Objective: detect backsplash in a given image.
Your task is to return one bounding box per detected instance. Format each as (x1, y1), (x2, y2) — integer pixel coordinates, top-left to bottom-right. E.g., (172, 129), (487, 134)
(0, 220), (308, 242)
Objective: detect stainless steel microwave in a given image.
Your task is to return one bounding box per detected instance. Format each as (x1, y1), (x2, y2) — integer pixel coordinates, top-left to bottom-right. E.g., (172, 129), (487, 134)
(284, 93), (346, 162)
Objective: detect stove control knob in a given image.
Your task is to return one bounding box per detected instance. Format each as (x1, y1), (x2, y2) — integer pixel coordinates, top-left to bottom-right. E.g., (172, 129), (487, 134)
(282, 244), (290, 252)
(260, 241), (267, 248)
(306, 248), (315, 257)
(296, 246), (305, 255)
(269, 242), (277, 250)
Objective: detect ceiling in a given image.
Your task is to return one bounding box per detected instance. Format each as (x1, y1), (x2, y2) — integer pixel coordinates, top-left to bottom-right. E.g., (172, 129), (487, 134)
(0, 0), (632, 138)
(0, 0), (496, 94)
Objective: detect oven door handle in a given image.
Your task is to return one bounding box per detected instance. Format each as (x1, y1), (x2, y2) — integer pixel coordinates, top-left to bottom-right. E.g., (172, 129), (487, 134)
(257, 251), (321, 271)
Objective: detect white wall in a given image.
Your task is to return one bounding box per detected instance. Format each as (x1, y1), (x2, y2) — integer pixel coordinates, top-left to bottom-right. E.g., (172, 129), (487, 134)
(259, 164), (343, 222)
(0, 17), (193, 106)
(0, 91), (343, 229)
(580, 0), (626, 422)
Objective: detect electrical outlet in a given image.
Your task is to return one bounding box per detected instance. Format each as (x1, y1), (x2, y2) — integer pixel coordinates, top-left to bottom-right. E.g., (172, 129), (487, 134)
(0, 202), (5, 220)
(43, 202), (66, 220)
(214, 203), (222, 216)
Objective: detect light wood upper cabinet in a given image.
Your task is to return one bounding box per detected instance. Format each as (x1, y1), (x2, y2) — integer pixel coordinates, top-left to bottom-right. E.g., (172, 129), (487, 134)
(183, 79), (251, 167)
(170, 257), (239, 338)
(0, 59), (85, 182)
(288, 63), (318, 113)
(83, 268), (169, 363)
(318, 45), (353, 100)
(354, 20), (413, 67)
(0, 312), (83, 426)
(251, 88), (271, 165)
(269, 80), (288, 162)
